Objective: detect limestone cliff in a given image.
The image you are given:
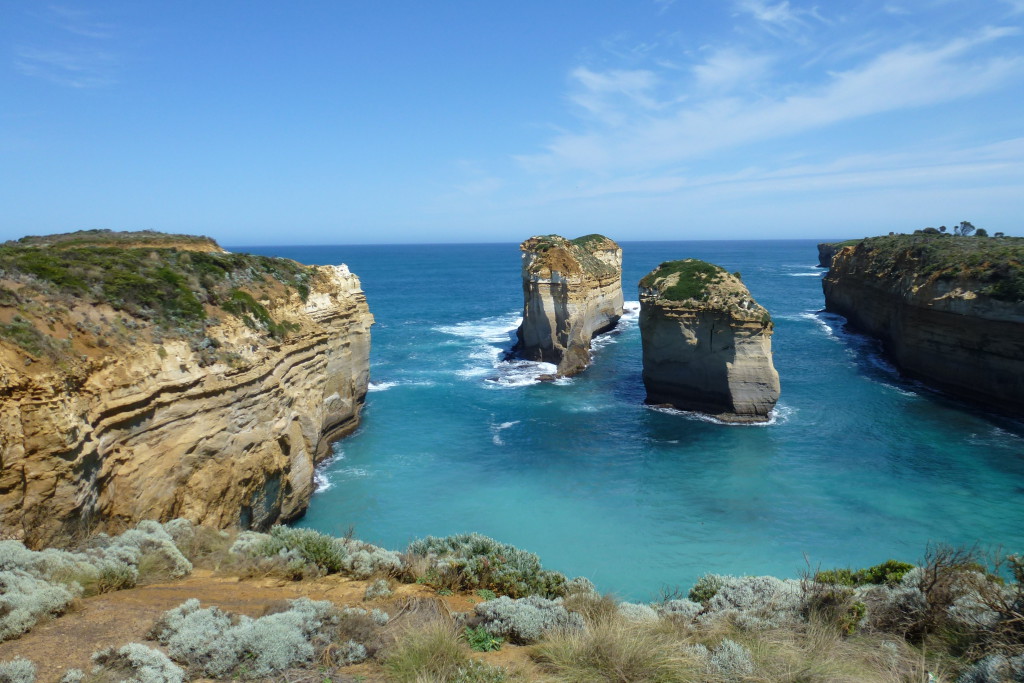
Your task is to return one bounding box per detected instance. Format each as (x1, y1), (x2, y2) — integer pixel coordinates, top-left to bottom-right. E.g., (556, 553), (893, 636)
(822, 234), (1024, 413)
(0, 231), (372, 546)
(513, 234), (624, 376)
(639, 260), (780, 423)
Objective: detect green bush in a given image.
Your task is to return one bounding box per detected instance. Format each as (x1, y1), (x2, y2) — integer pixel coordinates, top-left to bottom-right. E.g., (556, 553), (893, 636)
(639, 259), (725, 301)
(814, 559), (915, 587)
(254, 526), (348, 574)
(406, 533), (566, 598)
(464, 625), (503, 652)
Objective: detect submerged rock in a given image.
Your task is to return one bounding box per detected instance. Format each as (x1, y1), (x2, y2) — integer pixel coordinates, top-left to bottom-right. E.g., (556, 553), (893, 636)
(638, 260), (780, 423)
(512, 234), (623, 377)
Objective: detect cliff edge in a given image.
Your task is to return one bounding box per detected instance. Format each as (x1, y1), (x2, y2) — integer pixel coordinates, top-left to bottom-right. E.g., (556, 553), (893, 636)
(822, 234), (1024, 413)
(0, 230), (372, 546)
(639, 260), (780, 423)
(513, 234), (624, 377)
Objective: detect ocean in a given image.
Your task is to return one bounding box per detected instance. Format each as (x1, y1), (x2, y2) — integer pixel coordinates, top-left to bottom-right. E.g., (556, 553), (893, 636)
(236, 240), (1024, 600)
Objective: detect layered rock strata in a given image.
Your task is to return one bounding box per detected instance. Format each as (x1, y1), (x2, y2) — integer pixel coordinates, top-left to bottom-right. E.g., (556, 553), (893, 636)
(513, 234), (624, 377)
(639, 260), (780, 423)
(822, 235), (1024, 413)
(818, 240), (858, 267)
(0, 231), (372, 546)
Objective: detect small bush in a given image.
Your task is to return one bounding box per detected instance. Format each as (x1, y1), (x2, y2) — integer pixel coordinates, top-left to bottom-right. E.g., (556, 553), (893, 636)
(618, 601), (659, 622)
(708, 638), (755, 680)
(91, 643), (185, 683)
(254, 526), (347, 574)
(656, 599), (702, 622)
(364, 578), (393, 600)
(464, 625), (503, 652)
(474, 595), (583, 644)
(815, 560), (915, 587)
(406, 533), (566, 598)
(0, 658), (36, 683)
(0, 570), (79, 642)
(689, 573), (731, 603)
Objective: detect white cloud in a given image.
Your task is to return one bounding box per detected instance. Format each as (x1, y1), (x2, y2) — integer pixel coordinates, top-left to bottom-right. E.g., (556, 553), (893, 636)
(692, 49), (773, 91)
(519, 27), (1024, 174)
(15, 47), (118, 88)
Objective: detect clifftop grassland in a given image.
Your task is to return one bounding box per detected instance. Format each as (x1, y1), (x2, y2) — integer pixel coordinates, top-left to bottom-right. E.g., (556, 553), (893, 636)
(834, 234), (1024, 302)
(0, 230), (315, 368)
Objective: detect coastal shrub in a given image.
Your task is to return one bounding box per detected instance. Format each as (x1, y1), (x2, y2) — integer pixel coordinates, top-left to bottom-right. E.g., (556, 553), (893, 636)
(149, 597), (337, 678)
(448, 659), (514, 682)
(364, 578), (393, 600)
(464, 625), (503, 652)
(0, 658), (36, 683)
(656, 598), (702, 622)
(91, 643), (185, 683)
(340, 539), (402, 578)
(689, 573), (732, 603)
(815, 559), (915, 587)
(231, 526), (400, 579)
(708, 638), (756, 680)
(699, 576), (803, 629)
(957, 653), (1024, 683)
(253, 526), (347, 574)
(617, 601), (660, 622)
(0, 570), (79, 642)
(89, 520), (193, 581)
(57, 670), (83, 683)
(474, 595), (583, 644)
(639, 259), (725, 301)
(405, 533), (567, 598)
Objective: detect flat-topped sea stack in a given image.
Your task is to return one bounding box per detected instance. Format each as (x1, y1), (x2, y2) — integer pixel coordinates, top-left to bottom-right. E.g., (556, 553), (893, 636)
(639, 260), (780, 423)
(513, 234), (624, 377)
(0, 230), (373, 545)
(823, 234), (1024, 413)
(817, 240), (859, 267)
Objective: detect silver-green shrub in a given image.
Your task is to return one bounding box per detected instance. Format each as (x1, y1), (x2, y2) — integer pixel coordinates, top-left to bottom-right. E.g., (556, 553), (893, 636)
(474, 596), (583, 644)
(956, 653), (1024, 683)
(150, 597), (337, 678)
(617, 602), (659, 622)
(698, 576), (802, 628)
(656, 598), (702, 621)
(0, 570), (79, 642)
(709, 638), (755, 681)
(0, 657), (36, 683)
(688, 573), (733, 603)
(57, 669), (84, 683)
(341, 540), (402, 578)
(363, 578), (393, 600)
(336, 640), (368, 665)
(95, 520), (192, 578)
(407, 533), (566, 598)
(562, 576), (597, 596)
(91, 643), (185, 683)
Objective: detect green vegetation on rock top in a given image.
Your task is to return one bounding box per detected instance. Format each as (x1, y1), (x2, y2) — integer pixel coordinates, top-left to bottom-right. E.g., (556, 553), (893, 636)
(7, 229), (219, 250)
(640, 259), (725, 302)
(524, 233), (618, 278)
(847, 234), (1024, 302)
(0, 231), (314, 359)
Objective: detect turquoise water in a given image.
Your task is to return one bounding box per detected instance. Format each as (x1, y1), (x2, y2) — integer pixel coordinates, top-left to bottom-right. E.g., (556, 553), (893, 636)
(237, 240), (1024, 600)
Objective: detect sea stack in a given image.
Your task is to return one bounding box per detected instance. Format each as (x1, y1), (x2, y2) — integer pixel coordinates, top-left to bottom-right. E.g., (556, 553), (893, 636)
(513, 234), (624, 377)
(823, 234), (1024, 414)
(639, 260), (780, 423)
(0, 230), (373, 545)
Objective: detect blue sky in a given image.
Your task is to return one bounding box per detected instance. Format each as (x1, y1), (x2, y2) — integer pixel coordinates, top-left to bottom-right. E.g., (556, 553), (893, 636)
(2, 1), (1023, 244)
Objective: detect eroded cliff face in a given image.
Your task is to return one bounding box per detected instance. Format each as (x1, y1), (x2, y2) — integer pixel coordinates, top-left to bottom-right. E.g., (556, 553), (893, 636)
(0, 234), (372, 546)
(639, 261), (779, 423)
(822, 236), (1024, 413)
(513, 234), (624, 377)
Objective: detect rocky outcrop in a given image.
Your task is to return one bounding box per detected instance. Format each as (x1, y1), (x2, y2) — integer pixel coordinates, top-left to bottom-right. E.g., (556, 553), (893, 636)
(817, 240), (858, 267)
(639, 260), (779, 423)
(822, 235), (1024, 413)
(513, 234), (623, 377)
(0, 232), (372, 546)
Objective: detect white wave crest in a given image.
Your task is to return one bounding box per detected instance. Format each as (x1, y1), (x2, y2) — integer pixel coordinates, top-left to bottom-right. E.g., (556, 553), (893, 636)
(489, 419), (521, 446)
(646, 402), (795, 427)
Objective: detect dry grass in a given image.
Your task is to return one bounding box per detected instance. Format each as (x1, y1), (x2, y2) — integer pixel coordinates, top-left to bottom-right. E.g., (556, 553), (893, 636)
(382, 619), (470, 682)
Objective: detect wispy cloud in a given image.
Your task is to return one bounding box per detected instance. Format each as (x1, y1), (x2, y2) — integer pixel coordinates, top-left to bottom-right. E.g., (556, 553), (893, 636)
(518, 27), (1024, 174)
(15, 6), (120, 87)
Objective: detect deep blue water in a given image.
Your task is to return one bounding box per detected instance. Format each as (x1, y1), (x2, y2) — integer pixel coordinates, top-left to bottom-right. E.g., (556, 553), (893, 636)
(236, 240), (1024, 600)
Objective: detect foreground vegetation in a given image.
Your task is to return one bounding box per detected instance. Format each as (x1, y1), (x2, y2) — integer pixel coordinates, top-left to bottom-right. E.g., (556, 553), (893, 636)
(0, 521), (1020, 682)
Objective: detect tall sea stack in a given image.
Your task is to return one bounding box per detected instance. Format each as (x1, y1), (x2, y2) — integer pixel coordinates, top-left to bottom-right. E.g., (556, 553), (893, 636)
(513, 234), (624, 377)
(639, 259), (780, 423)
(0, 230), (373, 545)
